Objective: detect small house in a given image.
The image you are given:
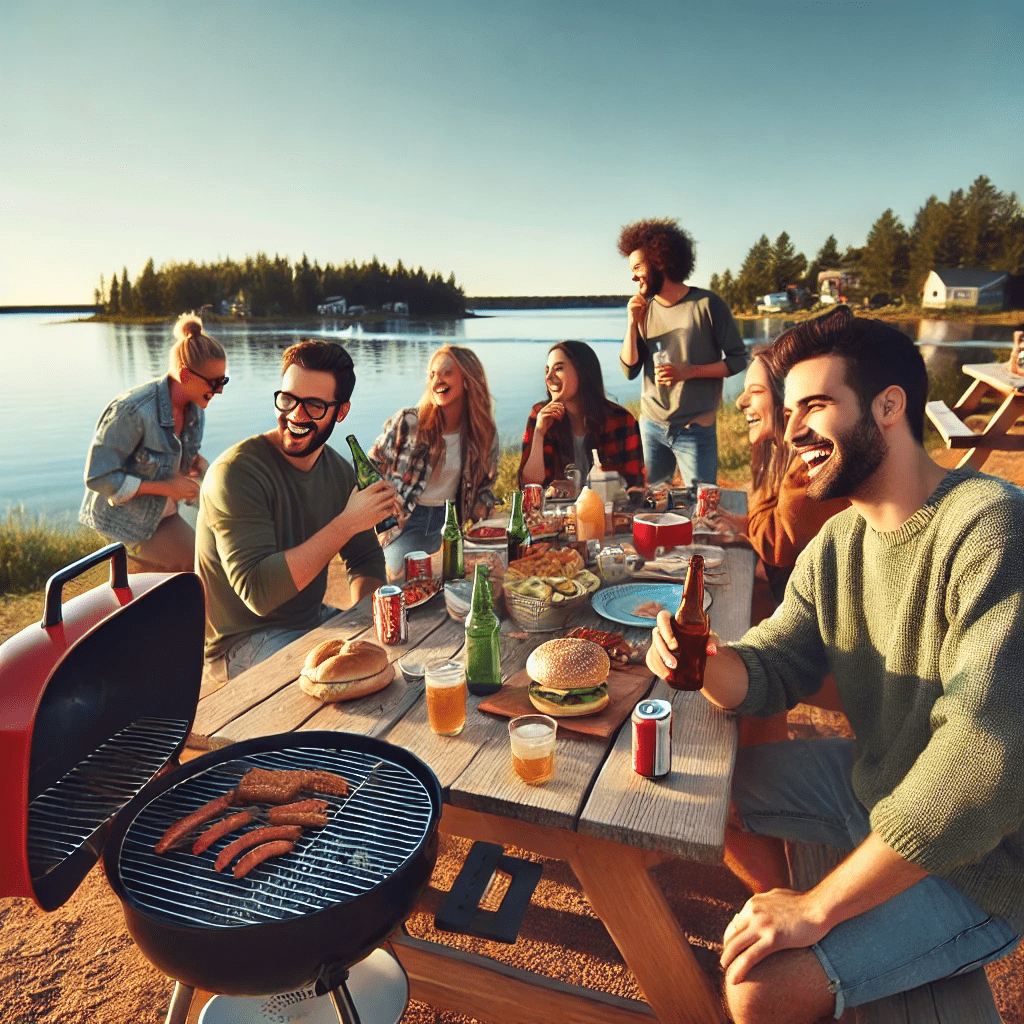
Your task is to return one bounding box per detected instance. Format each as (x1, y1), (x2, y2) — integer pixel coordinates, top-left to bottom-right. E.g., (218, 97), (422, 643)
(818, 269), (860, 304)
(317, 296), (348, 315)
(921, 268), (1007, 311)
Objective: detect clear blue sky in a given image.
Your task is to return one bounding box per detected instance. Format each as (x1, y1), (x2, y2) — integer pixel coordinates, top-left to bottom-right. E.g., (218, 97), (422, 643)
(2, 0), (1021, 304)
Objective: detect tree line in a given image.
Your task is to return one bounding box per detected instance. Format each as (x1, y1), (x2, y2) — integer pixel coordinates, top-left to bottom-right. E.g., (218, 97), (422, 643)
(709, 176), (1024, 312)
(97, 253), (466, 318)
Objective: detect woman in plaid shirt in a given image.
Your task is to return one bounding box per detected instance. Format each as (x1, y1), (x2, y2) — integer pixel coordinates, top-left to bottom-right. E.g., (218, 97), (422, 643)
(519, 341), (644, 492)
(370, 345), (499, 578)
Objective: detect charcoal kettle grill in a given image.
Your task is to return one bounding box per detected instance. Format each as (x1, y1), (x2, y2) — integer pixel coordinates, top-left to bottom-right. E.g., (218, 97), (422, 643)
(0, 545), (443, 1024)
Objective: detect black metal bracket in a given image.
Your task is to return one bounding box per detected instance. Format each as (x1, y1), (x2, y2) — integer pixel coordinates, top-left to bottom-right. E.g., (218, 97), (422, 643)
(434, 841), (542, 944)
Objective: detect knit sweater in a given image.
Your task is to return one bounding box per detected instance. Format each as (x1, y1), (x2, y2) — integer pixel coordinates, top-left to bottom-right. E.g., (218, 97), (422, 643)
(732, 468), (1024, 928)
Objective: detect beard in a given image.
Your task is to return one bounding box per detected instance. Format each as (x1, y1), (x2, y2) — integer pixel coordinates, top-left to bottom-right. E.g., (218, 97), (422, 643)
(640, 266), (665, 298)
(804, 413), (885, 502)
(278, 413), (337, 459)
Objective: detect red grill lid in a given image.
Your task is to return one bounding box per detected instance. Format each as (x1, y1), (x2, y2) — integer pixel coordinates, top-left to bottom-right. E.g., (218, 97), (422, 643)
(0, 544), (205, 910)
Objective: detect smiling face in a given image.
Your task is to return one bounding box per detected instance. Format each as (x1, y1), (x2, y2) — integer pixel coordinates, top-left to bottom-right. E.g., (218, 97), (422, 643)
(275, 364), (347, 462)
(427, 353), (466, 415)
(736, 357), (776, 446)
(545, 348), (580, 406)
(628, 249), (664, 299)
(784, 355), (885, 502)
(184, 358), (227, 409)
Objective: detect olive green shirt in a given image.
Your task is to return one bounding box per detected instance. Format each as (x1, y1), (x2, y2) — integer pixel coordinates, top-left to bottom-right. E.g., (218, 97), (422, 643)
(196, 435), (385, 659)
(732, 468), (1024, 927)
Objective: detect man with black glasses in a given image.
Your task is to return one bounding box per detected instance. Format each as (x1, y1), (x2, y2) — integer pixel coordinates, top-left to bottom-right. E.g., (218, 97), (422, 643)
(197, 339), (395, 682)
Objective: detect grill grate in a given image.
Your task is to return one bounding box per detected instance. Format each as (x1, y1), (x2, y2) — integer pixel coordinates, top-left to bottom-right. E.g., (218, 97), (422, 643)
(27, 717), (189, 881)
(118, 746), (434, 929)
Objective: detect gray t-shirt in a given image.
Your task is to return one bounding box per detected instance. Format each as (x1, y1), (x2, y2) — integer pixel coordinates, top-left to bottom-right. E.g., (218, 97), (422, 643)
(621, 287), (746, 426)
(196, 434), (385, 659)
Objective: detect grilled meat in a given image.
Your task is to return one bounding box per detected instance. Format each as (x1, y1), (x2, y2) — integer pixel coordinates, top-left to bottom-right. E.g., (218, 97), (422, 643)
(154, 792), (238, 854)
(235, 767), (348, 804)
(192, 811), (253, 855)
(232, 840), (296, 879)
(214, 825), (304, 873)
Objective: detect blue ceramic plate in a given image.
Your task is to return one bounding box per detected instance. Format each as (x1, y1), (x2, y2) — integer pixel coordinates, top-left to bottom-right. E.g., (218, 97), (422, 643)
(591, 582), (712, 628)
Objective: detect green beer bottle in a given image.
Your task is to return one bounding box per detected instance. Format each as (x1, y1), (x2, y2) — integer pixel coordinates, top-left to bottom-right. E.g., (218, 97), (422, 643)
(505, 489), (532, 564)
(464, 563), (501, 696)
(345, 435), (399, 533)
(441, 499), (464, 582)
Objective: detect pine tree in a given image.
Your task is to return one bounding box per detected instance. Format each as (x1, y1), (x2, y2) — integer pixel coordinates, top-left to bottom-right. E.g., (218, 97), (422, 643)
(736, 235), (773, 310)
(120, 268), (133, 314)
(908, 197), (952, 298)
(804, 235), (842, 291)
(108, 273), (120, 314)
(861, 210), (910, 295)
(134, 258), (160, 314)
(768, 232), (807, 292)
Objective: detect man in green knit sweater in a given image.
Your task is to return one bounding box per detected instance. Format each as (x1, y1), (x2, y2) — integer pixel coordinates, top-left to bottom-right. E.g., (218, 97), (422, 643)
(648, 307), (1022, 1022)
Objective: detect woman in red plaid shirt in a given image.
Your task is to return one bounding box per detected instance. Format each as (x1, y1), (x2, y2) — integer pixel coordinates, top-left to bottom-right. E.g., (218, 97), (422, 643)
(519, 341), (644, 492)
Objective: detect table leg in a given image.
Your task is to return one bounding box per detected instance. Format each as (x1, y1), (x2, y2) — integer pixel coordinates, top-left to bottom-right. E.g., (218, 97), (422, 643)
(957, 394), (1024, 470)
(440, 805), (727, 1024)
(951, 379), (991, 417)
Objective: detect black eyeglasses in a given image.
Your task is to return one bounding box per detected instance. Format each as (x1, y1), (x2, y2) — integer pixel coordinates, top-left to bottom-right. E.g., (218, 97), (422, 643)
(191, 369), (229, 392)
(274, 391), (340, 421)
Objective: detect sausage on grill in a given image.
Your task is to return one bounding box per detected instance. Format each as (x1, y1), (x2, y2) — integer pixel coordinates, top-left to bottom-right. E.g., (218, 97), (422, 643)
(214, 825), (304, 873)
(192, 811), (254, 856)
(154, 791), (238, 854)
(267, 799), (329, 827)
(232, 840), (296, 879)
(235, 767), (348, 804)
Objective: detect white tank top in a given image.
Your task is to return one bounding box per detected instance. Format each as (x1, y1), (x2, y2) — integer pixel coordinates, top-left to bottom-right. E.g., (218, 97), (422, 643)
(418, 432), (462, 506)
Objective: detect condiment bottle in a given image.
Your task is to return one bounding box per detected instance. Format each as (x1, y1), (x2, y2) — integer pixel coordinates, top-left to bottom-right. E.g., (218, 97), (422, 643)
(575, 485), (605, 544)
(464, 563), (501, 696)
(664, 555), (710, 691)
(345, 435), (399, 534)
(506, 489), (532, 563)
(441, 499), (464, 581)
(587, 448), (623, 505)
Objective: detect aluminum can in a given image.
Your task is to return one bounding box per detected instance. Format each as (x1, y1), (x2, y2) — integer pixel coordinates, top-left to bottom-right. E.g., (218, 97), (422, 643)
(373, 584), (408, 645)
(522, 483), (544, 514)
(695, 483), (721, 518)
(631, 699), (673, 778)
(404, 550), (432, 583)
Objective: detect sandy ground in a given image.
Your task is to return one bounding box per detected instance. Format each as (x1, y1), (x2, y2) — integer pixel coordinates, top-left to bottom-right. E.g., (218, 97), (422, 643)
(3, 444), (1022, 1023)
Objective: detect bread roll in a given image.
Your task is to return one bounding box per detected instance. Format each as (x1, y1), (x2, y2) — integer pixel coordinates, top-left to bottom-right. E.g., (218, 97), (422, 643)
(298, 638), (394, 702)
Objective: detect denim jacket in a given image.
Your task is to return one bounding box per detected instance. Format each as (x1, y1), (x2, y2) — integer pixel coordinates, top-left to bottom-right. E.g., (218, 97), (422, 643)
(78, 375), (205, 543)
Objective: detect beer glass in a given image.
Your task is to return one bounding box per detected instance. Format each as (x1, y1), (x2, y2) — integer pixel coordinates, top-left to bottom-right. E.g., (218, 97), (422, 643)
(424, 660), (467, 736)
(508, 714), (557, 785)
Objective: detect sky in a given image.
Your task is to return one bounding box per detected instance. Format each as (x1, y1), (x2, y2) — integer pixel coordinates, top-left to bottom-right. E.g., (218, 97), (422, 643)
(1, 0), (1021, 304)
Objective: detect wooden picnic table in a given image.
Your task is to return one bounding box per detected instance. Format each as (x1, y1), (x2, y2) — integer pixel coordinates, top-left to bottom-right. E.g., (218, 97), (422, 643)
(926, 361), (1024, 470)
(185, 493), (755, 1024)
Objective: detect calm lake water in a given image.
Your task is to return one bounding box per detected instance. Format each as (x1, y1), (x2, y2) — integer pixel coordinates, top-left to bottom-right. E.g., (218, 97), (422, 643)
(1, 309), (1016, 522)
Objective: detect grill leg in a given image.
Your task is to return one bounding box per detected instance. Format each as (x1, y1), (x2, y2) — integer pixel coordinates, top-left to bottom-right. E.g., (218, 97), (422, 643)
(164, 981), (194, 1024)
(328, 980), (362, 1024)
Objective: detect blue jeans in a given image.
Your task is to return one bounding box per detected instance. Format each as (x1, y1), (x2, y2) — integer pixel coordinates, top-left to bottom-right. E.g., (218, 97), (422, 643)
(732, 738), (1021, 1017)
(639, 417), (718, 487)
(382, 503), (447, 577)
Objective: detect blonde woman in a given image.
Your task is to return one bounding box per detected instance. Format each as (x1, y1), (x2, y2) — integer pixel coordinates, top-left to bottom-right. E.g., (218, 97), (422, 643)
(79, 312), (227, 571)
(370, 345), (499, 577)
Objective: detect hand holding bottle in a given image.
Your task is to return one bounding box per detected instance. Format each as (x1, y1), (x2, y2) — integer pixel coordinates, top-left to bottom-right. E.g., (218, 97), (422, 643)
(341, 479), (398, 536)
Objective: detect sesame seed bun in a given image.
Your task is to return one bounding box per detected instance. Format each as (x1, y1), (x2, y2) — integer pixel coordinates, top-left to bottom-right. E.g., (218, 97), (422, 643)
(526, 638), (610, 717)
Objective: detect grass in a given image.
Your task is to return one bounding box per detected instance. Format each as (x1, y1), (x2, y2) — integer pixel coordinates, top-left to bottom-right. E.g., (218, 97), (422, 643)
(0, 509), (103, 594)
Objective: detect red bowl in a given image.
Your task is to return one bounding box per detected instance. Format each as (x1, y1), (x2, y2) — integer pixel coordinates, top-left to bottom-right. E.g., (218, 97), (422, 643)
(632, 512), (693, 560)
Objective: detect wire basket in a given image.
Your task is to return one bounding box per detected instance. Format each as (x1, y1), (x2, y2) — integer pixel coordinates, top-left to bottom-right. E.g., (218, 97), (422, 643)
(504, 587), (590, 632)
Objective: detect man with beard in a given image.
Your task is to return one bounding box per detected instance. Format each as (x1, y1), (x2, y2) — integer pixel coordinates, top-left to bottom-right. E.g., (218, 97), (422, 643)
(647, 307), (1023, 1023)
(197, 340), (395, 682)
(617, 218), (746, 487)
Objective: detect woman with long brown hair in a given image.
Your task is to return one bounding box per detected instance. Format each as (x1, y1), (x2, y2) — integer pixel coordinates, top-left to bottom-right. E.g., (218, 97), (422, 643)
(370, 344), (499, 578)
(79, 312), (227, 571)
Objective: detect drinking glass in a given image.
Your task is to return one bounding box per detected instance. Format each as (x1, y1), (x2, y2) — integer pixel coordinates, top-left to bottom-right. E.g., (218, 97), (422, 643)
(424, 660), (467, 736)
(653, 349), (672, 367)
(508, 714), (557, 785)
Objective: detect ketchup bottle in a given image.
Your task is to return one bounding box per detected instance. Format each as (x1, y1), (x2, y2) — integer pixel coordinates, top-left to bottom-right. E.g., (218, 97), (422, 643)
(664, 555), (710, 691)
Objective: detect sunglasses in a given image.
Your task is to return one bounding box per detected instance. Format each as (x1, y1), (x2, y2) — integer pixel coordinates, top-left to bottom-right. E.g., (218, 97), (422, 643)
(191, 369), (229, 392)
(274, 390), (340, 421)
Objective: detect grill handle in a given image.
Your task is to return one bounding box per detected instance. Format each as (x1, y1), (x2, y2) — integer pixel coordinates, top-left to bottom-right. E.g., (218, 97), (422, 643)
(43, 542), (130, 627)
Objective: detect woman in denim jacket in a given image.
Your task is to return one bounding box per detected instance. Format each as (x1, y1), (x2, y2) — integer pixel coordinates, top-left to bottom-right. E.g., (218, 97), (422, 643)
(79, 313), (227, 570)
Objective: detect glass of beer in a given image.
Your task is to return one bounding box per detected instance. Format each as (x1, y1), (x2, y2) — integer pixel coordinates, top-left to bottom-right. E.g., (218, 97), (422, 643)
(508, 714), (557, 785)
(424, 660), (467, 736)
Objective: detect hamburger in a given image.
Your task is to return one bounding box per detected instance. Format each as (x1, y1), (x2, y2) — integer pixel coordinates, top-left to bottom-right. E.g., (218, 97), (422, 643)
(526, 638), (610, 717)
(298, 638), (394, 703)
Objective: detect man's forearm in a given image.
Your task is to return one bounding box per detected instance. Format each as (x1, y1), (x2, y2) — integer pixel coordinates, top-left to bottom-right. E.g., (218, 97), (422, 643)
(349, 574), (385, 605)
(811, 832), (929, 932)
(284, 517), (354, 593)
(687, 359), (729, 379)
(701, 642), (751, 709)
(620, 326), (640, 369)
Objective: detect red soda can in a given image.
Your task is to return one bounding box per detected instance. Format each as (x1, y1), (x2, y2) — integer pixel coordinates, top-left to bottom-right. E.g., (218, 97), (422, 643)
(522, 483), (544, 514)
(404, 550), (432, 582)
(695, 484), (721, 518)
(631, 699), (673, 778)
(373, 584), (408, 645)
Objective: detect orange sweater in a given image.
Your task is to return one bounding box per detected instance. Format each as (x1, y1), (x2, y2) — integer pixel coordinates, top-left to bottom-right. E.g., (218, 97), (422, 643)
(746, 456), (849, 569)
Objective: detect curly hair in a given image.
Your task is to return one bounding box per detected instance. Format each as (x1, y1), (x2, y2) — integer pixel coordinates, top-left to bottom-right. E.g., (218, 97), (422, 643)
(617, 218), (696, 283)
(773, 305), (928, 443)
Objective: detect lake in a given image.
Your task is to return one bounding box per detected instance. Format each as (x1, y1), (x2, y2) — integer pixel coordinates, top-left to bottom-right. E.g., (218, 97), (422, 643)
(1, 309), (1016, 522)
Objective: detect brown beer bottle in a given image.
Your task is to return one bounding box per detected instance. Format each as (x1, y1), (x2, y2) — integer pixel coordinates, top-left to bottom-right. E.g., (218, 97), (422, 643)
(664, 555), (710, 691)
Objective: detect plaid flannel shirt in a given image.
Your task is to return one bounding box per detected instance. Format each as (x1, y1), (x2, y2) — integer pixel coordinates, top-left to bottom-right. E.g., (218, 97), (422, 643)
(369, 407), (498, 546)
(518, 401), (644, 489)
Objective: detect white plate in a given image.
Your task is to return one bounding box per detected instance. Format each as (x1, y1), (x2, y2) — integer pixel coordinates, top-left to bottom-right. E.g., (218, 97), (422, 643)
(464, 517), (509, 546)
(397, 656), (425, 681)
(591, 582), (711, 628)
(656, 544), (726, 569)
(401, 578), (443, 608)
